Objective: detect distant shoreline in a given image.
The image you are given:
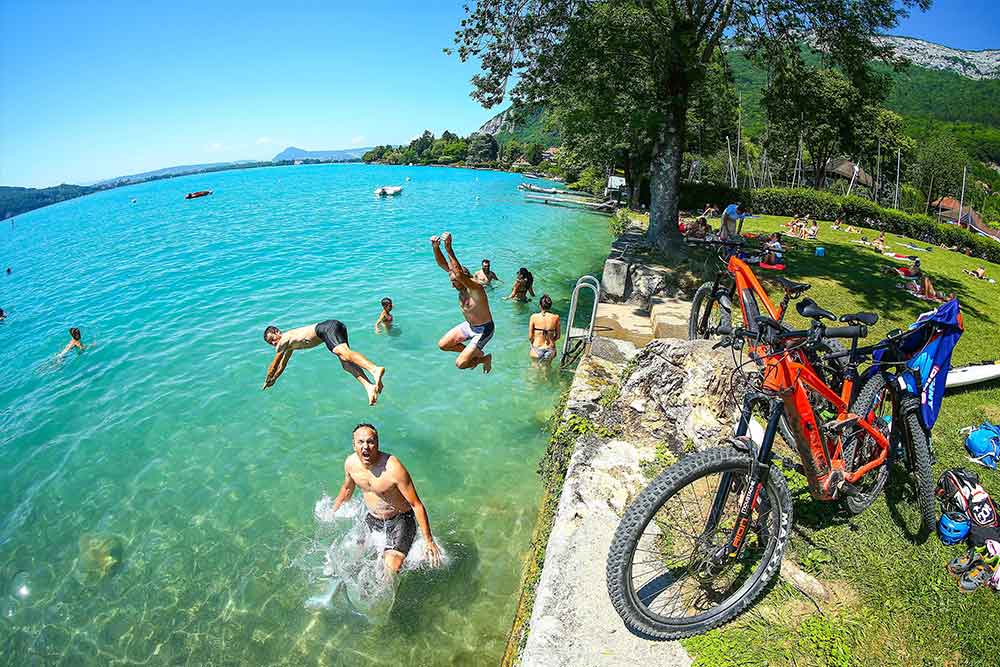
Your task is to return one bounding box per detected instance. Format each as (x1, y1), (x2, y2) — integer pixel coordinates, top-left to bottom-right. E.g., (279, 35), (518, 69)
(1, 158), (364, 221)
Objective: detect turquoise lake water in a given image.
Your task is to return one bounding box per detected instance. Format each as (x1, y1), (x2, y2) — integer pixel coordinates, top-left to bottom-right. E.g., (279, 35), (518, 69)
(0, 164), (611, 665)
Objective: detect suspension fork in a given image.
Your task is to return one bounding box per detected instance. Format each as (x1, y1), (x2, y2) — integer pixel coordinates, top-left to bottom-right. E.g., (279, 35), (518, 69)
(698, 271), (733, 333)
(705, 396), (783, 559)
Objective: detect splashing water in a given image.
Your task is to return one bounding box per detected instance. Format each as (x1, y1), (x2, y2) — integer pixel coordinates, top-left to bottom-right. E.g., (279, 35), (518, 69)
(297, 494), (451, 622)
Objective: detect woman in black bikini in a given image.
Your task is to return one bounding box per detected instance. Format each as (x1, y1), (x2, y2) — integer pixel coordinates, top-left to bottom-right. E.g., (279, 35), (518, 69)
(528, 294), (560, 363)
(375, 297), (394, 333)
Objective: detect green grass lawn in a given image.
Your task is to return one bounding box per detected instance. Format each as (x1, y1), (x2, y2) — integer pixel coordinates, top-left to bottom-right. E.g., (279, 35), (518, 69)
(669, 215), (1000, 667)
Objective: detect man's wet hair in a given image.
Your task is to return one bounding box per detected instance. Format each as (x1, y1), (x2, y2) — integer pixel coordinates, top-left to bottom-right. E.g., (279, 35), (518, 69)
(69, 327), (81, 340)
(353, 423), (378, 442)
(482, 258), (490, 264)
(381, 297), (392, 308)
(263, 325), (279, 342)
(540, 294), (553, 310)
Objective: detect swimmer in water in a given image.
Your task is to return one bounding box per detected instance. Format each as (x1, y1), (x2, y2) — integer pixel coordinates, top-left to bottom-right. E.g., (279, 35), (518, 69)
(261, 320), (386, 406)
(0, 308), (6, 320)
(374, 297), (394, 333)
(430, 232), (494, 373)
(528, 294), (560, 363)
(59, 327), (85, 356)
(473, 258), (500, 286)
(506, 267), (535, 302)
(330, 424), (442, 574)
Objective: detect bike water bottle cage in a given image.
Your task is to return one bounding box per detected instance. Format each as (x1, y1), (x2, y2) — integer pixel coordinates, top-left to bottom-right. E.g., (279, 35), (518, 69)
(939, 511), (971, 546)
(796, 298), (835, 321)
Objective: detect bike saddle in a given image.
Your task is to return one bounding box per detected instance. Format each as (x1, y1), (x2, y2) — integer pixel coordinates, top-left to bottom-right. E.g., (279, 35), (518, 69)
(773, 276), (811, 297)
(796, 297), (835, 321)
(839, 312), (879, 326)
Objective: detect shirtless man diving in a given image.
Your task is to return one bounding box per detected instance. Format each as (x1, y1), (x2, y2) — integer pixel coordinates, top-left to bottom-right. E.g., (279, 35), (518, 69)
(261, 319), (386, 405)
(330, 424), (442, 574)
(430, 231), (494, 373)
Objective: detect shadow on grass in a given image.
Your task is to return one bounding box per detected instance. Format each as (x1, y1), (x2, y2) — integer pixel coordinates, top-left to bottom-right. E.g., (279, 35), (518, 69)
(776, 239), (994, 326)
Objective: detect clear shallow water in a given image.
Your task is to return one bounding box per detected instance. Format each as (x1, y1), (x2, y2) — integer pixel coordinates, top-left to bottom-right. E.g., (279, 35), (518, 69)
(0, 164), (610, 665)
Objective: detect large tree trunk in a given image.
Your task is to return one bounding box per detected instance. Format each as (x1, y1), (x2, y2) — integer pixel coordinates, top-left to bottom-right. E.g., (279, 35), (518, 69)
(647, 104), (687, 251)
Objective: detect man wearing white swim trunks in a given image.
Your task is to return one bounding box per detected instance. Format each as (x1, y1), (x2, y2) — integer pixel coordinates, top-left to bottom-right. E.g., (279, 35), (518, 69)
(430, 231), (494, 373)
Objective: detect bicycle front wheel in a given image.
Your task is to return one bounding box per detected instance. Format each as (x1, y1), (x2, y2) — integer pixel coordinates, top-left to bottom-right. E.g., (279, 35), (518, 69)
(606, 447), (792, 639)
(688, 282), (732, 340)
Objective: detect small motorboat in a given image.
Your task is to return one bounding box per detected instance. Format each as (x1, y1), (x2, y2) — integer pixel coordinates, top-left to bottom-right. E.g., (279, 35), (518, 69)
(185, 190), (213, 200)
(374, 186), (402, 196)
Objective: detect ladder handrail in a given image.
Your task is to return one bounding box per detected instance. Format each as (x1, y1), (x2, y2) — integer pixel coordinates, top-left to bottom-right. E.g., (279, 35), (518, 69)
(562, 275), (601, 359)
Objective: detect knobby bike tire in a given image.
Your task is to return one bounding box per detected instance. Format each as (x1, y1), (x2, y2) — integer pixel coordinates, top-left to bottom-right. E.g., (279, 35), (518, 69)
(841, 373), (891, 515)
(606, 447), (792, 639)
(900, 395), (938, 535)
(688, 282), (731, 340)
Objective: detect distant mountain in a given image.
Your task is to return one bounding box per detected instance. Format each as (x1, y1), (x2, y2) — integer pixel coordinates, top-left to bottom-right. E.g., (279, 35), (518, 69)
(879, 36), (1000, 80)
(1, 184), (97, 220)
(95, 161), (257, 186)
(271, 146), (372, 162)
(476, 104), (560, 148)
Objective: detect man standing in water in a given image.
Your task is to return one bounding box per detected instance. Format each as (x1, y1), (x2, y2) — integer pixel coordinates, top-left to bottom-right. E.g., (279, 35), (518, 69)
(430, 231), (494, 373)
(261, 320), (386, 405)
(473, 258), (500, 286)
(330, 424), (442, 574)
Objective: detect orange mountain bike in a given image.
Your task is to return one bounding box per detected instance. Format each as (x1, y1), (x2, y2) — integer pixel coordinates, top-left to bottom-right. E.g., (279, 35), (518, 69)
(607, 297), (937, 639)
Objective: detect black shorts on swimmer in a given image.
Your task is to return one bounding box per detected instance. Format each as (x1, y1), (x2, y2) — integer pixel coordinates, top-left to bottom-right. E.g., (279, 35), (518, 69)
(315, 319), (349, 352)
(365, 510), (417, 555)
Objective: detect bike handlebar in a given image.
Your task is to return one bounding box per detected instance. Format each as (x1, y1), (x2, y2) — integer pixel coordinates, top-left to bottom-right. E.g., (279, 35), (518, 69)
(823, 325), (866, 339)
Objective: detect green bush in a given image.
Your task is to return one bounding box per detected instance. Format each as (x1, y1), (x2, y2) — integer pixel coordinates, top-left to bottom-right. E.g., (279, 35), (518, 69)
(679, 184), (1000, 264)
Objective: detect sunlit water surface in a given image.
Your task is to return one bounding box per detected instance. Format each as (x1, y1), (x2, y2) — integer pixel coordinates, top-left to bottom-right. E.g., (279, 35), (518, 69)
(0, 164), (610, 665)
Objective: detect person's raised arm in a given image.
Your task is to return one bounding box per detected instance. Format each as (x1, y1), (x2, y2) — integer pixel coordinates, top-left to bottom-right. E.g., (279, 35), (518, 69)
(330, 460), (357, 514)
(441, 232), (482, 291)
(429, 236), (450, 272)
(374, 310), (386, 333)
(391, 457), (441, 566)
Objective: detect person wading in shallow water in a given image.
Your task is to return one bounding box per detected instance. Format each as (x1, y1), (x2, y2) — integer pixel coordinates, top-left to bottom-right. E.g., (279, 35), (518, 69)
(528, 294), (560, 363)
(430, 231), (494, 373)
(330, 424), (442, 575)
(58, 327), (85, 356)
(261, 320), (386, 405)
(473, 258), (500, 286)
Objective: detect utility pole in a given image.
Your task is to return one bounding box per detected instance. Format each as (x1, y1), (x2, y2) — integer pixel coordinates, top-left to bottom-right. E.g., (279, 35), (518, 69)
(875, 139), (881, 206)
(957, 165), (968, 227)
(726, 137), (736, 188)
(735, 92), (742, 188)
(894, 148), (901, 209)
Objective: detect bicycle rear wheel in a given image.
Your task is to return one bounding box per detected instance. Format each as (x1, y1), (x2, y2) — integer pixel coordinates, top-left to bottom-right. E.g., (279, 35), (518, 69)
(900, 396), (937, 535)
(688, 282), (731, 340)
(606, 447), (792, 639)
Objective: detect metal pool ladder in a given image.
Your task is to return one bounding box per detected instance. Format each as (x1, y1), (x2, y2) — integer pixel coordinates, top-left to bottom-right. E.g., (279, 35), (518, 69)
(561, 275), (601, 368)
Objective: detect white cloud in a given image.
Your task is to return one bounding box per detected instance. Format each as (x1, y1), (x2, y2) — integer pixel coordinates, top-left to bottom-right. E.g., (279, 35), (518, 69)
(256, 136), (274, 145)
(350, 135), (366, 146)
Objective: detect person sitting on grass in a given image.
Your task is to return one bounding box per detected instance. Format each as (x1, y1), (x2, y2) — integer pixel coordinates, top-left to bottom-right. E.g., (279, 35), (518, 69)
(685, 216), (711, 239)
(806, 221), (819, 239)
(762, 233), (784, 265)
(873, 230), (887, 252)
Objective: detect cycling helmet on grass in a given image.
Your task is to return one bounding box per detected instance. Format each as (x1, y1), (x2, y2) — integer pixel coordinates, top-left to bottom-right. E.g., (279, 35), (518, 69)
(939, 511), (971, 546)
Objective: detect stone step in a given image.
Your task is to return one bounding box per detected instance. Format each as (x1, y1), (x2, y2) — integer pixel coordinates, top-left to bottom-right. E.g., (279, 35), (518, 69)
(594, 302), (654, 347)
(650, 297), (691, 339)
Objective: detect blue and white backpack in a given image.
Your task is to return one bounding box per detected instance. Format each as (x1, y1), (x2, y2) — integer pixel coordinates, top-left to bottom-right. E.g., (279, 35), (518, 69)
(964, 422), (1000, 470)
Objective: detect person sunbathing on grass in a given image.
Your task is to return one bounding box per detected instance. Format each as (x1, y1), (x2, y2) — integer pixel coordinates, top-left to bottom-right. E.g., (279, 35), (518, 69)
(261, 320), (386, 406)
(430, 232), (494, 373)
(964, 267), (989, 281)
(901, 275), (953, 303)
(873, 231), (887, 252)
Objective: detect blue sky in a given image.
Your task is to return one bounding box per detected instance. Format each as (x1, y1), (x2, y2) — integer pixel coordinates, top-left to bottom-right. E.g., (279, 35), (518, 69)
(0, 0), (997, 188)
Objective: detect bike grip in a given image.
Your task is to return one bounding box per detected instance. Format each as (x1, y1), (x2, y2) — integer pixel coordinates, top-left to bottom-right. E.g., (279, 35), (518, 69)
(716, 325), (733, 336)
(823, 325), (866, 339)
